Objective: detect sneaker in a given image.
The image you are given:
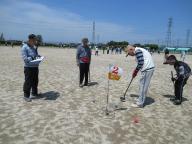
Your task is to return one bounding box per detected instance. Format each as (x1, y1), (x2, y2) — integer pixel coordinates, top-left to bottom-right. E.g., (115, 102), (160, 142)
(173, 100), (181, 105)
(131, 103), (143, 108)
(134, 98), (139, 102)
(79, 84), (84, 87)
(24, 97), (32, 102)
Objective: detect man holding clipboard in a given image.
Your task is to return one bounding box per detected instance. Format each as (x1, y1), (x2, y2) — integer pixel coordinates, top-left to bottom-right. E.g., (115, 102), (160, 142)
(21, 34), (43, 102)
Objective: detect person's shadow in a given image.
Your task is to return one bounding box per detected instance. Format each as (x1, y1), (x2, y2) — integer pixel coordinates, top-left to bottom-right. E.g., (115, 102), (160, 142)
(130, 94), (155, 106)
(33, 91), (60, 100)
(88, 82), (98, 87)
(163, 94), (188, 102)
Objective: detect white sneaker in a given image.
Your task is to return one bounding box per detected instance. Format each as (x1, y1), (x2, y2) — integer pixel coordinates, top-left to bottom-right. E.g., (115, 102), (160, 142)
(134, 98), (139, 102)
(131, 103), (143, 108)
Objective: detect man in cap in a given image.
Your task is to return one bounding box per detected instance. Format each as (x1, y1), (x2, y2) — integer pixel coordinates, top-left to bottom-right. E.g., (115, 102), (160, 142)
(21, 34), (41, 102)
(125, 45), (155, 108)
(76, 38), (92, 87)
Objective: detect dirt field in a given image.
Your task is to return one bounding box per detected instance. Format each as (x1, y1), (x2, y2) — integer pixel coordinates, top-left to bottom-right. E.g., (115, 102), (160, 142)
(0, 46), (192, 144)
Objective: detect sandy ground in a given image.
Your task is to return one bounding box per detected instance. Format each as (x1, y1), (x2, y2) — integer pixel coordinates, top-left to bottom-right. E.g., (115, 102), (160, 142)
(0, 46), (192, 144)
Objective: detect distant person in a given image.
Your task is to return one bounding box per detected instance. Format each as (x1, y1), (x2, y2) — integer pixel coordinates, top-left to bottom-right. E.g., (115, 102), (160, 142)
(107, 47), (110, 54)
(102, 47), (105, 54)
(95, 47), (99, 56)
(76, 38), (92, 87)
(21, 34), (41, 102)
(111, 47), (114, 54)
(115, 47), (118, 54)
(119, 47), (122, 54)
(11, 42), (14, 48)
(22, 41), (25, 46)
(125, 45), (155, 108)
(163, 48), (169, 64)
(180, 51), (186, 62)
(166, 55), (191, 105)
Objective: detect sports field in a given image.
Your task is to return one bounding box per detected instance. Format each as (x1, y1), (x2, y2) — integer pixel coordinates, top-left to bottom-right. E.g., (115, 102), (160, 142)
(0, 46), (192, 144)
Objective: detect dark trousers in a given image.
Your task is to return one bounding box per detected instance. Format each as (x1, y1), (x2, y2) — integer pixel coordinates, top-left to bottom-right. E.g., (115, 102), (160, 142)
(23, 67), (39, 97)
(174, 77), (188, 102)
(79, 63), (90, 85)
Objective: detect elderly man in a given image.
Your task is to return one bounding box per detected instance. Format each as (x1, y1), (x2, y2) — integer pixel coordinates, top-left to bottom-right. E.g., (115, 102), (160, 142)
(76, 38), (92, 87)
(125, 45), (155, 107)
(21, 34), (41, 102)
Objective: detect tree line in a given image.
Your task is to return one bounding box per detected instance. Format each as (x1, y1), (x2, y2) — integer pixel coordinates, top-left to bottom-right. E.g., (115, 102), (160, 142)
(0, 33), (159, 51)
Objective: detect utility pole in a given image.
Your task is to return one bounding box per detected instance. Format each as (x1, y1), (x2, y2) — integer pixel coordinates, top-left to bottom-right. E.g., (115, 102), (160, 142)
(165, 17), (172, 47)
(92, 21), (95, 47)
(97, 34), (100, 44)
(176, 39), (180, 48)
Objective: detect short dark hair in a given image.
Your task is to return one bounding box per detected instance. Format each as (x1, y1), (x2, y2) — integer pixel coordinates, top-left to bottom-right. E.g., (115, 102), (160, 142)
(167, 55), (177, 61)
(82, 38), (89, 42)
(28, 34), (36, 39)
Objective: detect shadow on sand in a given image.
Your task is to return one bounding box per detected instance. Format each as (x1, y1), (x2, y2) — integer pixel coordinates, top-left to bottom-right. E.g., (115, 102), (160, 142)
(130, 94), (155, 106)
(88, 82), (98, 87)
(33, 91), (60, 100)
(162, 94), (188, 102)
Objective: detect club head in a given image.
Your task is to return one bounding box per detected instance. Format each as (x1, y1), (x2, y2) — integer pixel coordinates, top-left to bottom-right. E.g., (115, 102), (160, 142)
(120, 97), (126, 102)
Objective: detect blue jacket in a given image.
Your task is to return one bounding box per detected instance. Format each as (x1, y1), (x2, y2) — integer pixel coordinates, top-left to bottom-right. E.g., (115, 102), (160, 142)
(76, 45), (91, 64)
(21, 44), (40, 67)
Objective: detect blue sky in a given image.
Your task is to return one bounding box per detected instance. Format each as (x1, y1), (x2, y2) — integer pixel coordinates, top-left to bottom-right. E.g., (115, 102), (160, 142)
(0, 0), (191, 44)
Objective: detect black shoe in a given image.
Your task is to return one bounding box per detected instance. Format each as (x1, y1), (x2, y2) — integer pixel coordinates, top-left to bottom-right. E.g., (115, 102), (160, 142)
(173, 99), (181, 105)
(30, 93), (41, 99)
(32, 93), (41, 97)
(79, 83), (84, 87)
(84, 83), (88, 86)
(170, 97), (176, 101)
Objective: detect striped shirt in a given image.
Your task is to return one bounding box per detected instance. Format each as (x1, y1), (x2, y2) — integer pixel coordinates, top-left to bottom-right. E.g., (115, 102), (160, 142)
(135, 49), (144, 71)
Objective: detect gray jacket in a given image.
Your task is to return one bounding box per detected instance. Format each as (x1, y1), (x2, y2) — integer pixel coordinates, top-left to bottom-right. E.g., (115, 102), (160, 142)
(21, 44), (40, 67)
(76, 45), (91, 64)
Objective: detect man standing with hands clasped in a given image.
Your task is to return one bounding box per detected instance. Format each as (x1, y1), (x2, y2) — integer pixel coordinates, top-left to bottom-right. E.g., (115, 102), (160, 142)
(21, 34), (42, 102)
(125, 45), (155, 108)
(76, 38), (92, 87)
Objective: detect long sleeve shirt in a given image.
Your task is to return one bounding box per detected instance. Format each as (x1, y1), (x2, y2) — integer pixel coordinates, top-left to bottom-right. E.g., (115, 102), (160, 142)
(76, 45), (91, 64)
(135, 49), (144, 71)
(21, 44), (40, 67)
(135, 47), (155, 72)
(174, 61), (191, 78)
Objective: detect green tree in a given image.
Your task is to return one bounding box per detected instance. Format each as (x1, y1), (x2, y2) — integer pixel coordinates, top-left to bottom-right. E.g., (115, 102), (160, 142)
(144, 44), (159, 51)
(107, 41), (129, 48)
(36, 35), (43, 45)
